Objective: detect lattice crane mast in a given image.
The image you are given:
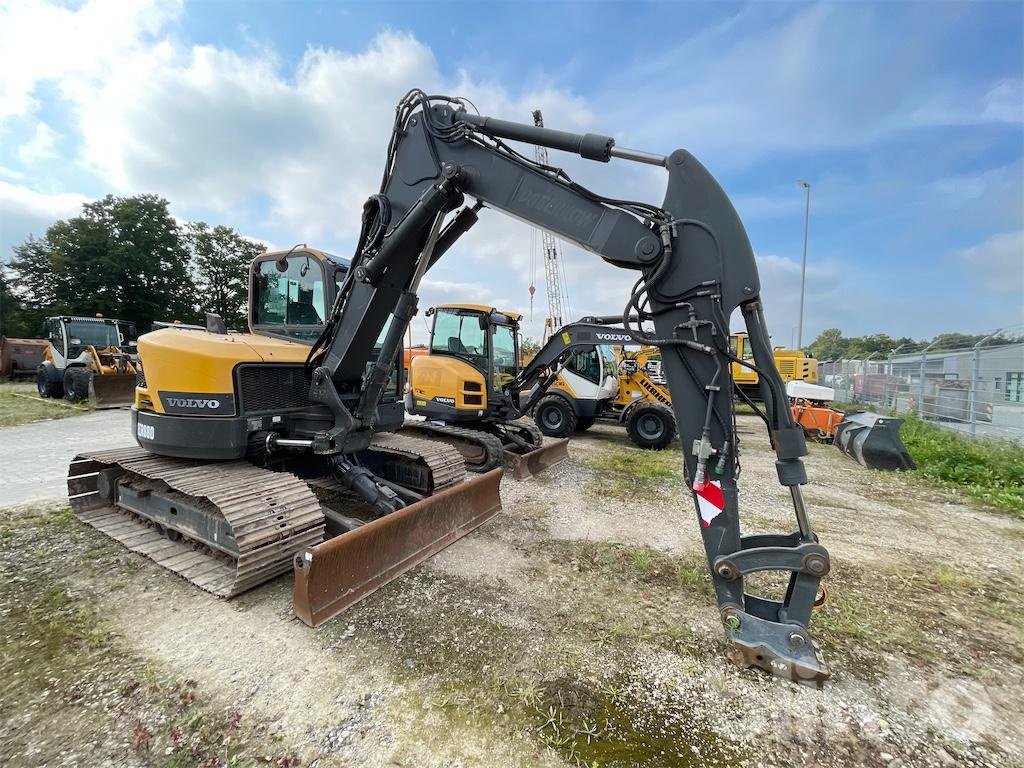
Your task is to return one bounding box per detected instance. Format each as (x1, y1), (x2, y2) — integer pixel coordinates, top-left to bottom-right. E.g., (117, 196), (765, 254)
(528, 109), (572, 340)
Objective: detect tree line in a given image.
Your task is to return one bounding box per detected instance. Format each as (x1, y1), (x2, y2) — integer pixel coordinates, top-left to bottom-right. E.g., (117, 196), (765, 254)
(807, 328), (1021, 361)
(0, 194), (265, 338)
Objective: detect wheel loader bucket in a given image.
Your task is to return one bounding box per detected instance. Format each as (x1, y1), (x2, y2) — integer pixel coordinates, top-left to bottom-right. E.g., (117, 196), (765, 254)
(507, 437), (569, 481)
(293, 467), (503, 626)
(91, 374), (137, 409)
(834, 412), (916, 471)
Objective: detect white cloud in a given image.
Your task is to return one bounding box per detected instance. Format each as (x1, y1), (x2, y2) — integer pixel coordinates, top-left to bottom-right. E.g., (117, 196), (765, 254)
(17, 121), (59, 163)
(951, 231), (1024, 296)
(0, 180), (87, 257)
(0, 0), (181, 122)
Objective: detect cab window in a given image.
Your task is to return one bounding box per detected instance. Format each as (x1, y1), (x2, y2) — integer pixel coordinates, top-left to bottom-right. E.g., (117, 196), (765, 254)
(254, 255), (325, 340)
(430, 308), (487, 368)
(491, 323), (517, 393)
(565, 346), (601, 384)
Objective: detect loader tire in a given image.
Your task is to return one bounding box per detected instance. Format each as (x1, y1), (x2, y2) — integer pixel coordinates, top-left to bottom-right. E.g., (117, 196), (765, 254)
(625, 402), (675, 450)
(575, 416), (596, 432)
(63, 367), (91, 403)
(37, 365), (63, 399)
(534, 395), (576, 438)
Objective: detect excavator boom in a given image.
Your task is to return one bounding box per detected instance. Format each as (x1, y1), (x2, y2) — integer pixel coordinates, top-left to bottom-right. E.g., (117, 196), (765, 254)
(297, 91), (830, 684)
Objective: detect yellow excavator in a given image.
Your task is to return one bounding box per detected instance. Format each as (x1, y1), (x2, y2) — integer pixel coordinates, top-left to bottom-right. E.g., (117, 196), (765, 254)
(404, 303), (568, 478)
(68, 89), (832, 683)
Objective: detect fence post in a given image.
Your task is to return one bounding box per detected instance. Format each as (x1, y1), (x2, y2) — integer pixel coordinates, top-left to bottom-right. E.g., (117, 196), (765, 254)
(970, 329), (1002, 437)
(888, 344), (908, 412)
(918, 341), (938, 418)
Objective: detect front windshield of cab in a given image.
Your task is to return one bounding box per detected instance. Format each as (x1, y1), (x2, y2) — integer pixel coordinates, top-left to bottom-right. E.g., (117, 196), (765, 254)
(430, 308), (487, 369)
(254, 255), (327, 340)
(66, 322), (122, 348)
(492, 323), (517, 393)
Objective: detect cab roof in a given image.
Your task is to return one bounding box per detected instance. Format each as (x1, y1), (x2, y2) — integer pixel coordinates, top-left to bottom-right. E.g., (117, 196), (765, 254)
(436, 303), (523, 322)
(260, 246), (351, 269)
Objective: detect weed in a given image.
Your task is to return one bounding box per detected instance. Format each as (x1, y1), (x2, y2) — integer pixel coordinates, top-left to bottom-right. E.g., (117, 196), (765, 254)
(896, 414), (1024, 516)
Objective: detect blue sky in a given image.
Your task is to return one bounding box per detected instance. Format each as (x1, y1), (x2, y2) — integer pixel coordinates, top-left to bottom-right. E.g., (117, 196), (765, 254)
(1, 0), (1021, 345)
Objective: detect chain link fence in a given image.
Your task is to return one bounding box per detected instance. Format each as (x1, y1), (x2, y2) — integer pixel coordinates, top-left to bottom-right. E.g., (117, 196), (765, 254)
(818, 328), (1024, 444)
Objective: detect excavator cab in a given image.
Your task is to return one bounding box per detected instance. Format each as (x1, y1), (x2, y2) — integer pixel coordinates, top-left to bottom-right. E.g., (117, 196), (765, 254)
(408, 304), (521, 421)
(403, 304), (568, 478)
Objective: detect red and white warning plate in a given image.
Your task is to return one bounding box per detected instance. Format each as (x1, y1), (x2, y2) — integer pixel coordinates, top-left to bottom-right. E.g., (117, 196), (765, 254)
(694, 480), (725, 527)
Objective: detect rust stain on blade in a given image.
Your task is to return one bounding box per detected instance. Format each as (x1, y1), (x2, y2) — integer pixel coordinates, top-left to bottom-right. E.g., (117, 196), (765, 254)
(508, 438), (569, 481)
(293, 467), (503, 627)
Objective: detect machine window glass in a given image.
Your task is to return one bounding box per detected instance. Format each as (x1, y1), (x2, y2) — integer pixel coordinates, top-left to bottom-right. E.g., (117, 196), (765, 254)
(51, 321), (65, 356)
(66, 321), (120, 349)
(254, 256), (326, 340)
(491, 324), (517, 393)
(430, 308), (487, 368)
(565, 346), (601, 384)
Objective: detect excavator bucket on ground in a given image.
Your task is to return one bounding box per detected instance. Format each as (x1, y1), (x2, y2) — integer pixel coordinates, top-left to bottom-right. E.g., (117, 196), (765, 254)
(834, 412), (916, 471)
(293, 467), (503, 626)
(505, 437), (570, 480)
(91, 373), (137, 409)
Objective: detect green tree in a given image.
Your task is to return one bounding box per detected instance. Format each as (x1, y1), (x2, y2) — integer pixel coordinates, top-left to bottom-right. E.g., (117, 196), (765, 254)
(808, 328), (846, 360)
(187, 223), (265, 329)
(519, 336), (541, 364)
(8, 195), (195, 331)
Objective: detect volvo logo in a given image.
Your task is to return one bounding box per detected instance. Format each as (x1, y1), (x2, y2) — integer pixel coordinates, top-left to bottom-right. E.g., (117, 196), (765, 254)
(596, 332), (632, 342)
(167, 397), (221, 409)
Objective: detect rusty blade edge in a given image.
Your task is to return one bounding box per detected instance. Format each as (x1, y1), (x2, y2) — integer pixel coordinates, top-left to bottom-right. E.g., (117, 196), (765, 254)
(508, 438), (570, 481)
(293, 467), (503, 627)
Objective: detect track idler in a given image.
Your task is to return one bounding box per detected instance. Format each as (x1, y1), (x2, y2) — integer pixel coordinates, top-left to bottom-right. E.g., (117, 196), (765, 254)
(834, 412), (915, 471)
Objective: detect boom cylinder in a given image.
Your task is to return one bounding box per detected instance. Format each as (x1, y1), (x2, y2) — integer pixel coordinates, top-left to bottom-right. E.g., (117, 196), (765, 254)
(456, 111), (615, 162)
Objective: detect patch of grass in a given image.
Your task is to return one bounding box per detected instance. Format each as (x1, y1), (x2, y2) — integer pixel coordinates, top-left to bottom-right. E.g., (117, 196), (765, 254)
(0, 381), (89, 427)
(0, 504), (301, 767)
(552, 540), (712, 597)
(584, 448), (682, 499)
(895, 414), (1024, 515)
(813, 560), (1024, 676)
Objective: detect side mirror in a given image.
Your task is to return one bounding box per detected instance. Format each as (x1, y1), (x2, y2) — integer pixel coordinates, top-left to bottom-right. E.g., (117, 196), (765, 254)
(478, 314), (489, 331)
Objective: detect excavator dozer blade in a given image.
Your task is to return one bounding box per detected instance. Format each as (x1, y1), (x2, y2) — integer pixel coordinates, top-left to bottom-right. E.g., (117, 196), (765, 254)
(293, 467), (503, 626)
(91, 374), (137, 409)
(507, 437), (569, 481)
(834, 412), (916, 471)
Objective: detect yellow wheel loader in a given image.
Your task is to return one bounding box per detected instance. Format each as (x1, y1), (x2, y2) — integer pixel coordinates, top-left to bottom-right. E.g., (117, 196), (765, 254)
(404, 303), (569, 479)
(37, 315), (139, 408)
(68, 90), (832, 683)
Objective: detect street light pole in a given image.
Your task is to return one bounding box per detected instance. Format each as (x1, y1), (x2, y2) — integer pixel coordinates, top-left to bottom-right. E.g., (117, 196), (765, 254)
(797, 180), (811, 349)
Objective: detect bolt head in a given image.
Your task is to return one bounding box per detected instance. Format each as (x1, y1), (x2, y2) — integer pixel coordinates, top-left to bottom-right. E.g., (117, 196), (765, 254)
(789, 632), (806, 648)
(724, 615), (741, 632)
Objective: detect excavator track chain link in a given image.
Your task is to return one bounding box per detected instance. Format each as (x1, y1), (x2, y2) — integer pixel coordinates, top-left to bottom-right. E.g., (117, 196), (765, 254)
(398, 423), (505, 473)
(68, 447), (325, 598)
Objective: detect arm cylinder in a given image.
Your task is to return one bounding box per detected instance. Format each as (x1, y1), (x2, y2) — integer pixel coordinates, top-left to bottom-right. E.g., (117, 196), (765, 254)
(456, 111), (615, 162)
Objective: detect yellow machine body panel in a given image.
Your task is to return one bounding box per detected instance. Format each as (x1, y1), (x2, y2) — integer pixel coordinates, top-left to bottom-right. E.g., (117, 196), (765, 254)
(729, 332), (819, 387)
(134, 327), (312, 413)
(409, 353), (488, 411)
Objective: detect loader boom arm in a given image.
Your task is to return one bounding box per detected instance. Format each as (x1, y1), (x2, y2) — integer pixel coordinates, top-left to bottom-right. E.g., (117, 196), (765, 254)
(308, 90), (830, 683)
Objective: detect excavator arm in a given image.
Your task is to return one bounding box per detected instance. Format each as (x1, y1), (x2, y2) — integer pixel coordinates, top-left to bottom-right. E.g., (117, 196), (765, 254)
(307, 90), (830, 683)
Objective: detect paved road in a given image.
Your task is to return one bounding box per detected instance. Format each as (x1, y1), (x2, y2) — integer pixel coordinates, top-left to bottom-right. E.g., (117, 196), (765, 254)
(0, 409), (134, 507)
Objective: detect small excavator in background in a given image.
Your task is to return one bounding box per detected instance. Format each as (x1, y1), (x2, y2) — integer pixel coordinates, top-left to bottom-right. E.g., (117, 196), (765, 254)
(403, 302), (568, 478)
(69, 89), (832, 683)
(37, 315), (139, 407)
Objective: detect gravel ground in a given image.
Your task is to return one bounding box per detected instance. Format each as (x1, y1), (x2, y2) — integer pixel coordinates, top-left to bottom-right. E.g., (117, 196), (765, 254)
(1, 414), (1022, 767)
